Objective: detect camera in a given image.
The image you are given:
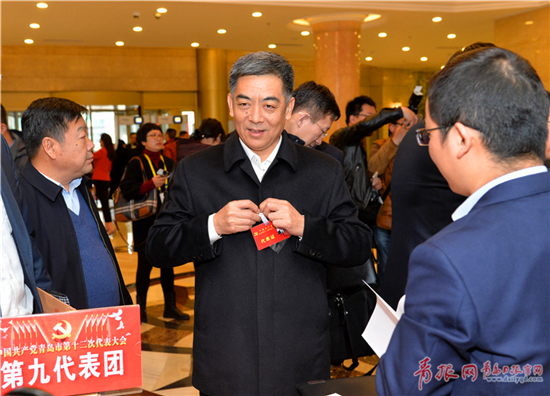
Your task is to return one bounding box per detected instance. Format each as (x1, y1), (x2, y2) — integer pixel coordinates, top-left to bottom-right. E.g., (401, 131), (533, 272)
(408, 85), (423, 114)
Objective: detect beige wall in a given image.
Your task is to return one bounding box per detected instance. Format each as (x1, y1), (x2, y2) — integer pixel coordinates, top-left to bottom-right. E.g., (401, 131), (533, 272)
(1, 44), (433, 144)
(1, 45), (198, 111)
(495, 6), (550, 88)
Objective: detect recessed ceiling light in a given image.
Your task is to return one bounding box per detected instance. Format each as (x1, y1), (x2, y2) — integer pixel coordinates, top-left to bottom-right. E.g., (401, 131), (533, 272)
(378, 32), (387, 38)
(364, 14), (381, 23)
(252, 12), (262, 18)
(36, 2), (48, 9)
(116, 41), (125, 46)
(268, 44), (277, 49)
(447, 33), (456, 39)
(30, 23), (40, 29)
(24, 39), (34, 44)
(365, 57), (373, 61)
(441, 65), (445, 69)
(293, 18), (310, 26)
(191, 42), (200, 47)
(301, 31), (310, 36)
(432, 16), (442, 23)
(157, 8), (167, 14)
(402, 46), (411, 52)
(133, 26), (143, 32)
(420, 57), (428, 62)
(525, 20), (534, 25)
(217, 29), (227, 34)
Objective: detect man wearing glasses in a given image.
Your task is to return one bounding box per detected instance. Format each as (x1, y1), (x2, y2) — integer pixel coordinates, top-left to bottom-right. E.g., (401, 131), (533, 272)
(329, 96), (416, 226)
(285, 81), (343, 163)
(377, 47), (550, 395)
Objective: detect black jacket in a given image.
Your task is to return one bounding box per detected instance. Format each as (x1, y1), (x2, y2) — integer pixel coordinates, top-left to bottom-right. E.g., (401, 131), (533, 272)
(146, 132), (371, 395)
(119, 153), (174, 252)
(19, 162), (132, 309)
(330, 108), (403, 212)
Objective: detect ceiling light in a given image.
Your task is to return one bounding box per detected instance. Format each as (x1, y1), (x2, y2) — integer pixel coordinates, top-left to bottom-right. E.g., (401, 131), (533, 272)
(364, 14), (381, 23)
(36, 2), (48, 9)
(447, 33), (456, 39)
(133, 26), (143, 32)
(252, 12), (262, 18)
(432, 16), (442, 23)
(157, 8), (167, 14)
(365, 57), (373, 61)
(378, 32), (387, 38)
(525, 20), (534, 25)
(116, 41), (125, 46)
(191, 42), (200, 47)
(268, 44), (277, 49)
(30, 23), (40, 29)
(402, 46), (410, 52)
(24, 39), (34, 44)
(420, 57), (428, 62)
(301, 31), (310, 36)
(293, 18), (310, 26)
(217, 29), (227, 34)
(441, 65), (445, 69)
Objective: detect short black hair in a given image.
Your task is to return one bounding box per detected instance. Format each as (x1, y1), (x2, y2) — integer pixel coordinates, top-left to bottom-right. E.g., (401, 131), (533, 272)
(192, 118), (225, 141)
(166, 128), (177, 139)
(1, 104), (7, 125)
(429, 46), (549, 162)
(22, 97), (87, 159)
(229, 51), (294, 104)
(136, 123), (162, 144)
(345, 96), (376, 125)
(447, 42), (496, 66)
(292, 81), (340, 123)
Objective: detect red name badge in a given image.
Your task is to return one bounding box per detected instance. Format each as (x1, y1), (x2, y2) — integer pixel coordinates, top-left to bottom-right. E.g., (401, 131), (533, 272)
(251, 221), (290, 250)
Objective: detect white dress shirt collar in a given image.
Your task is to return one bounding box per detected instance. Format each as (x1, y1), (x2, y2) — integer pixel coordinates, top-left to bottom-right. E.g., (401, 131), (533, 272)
(452, 165), (548, 221)
(38, 172), (83, 215)
(239, 136), (283, 182)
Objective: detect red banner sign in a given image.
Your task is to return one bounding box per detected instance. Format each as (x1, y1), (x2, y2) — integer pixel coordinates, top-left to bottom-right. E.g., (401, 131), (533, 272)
(0, 305), (142, 395)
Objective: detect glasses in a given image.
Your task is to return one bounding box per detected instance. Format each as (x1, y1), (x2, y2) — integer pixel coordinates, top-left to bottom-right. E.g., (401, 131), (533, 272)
(147, 133), (164, 139)
(416, 126), (451, 146)
(300, 112), (329, 139)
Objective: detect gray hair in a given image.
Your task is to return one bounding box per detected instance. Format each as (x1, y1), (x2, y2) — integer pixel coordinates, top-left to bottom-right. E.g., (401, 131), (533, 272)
(229, 52), (294, 104)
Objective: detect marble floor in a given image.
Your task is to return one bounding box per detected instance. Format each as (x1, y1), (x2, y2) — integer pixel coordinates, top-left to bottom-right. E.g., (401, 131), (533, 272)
(110, 220), (378, 395)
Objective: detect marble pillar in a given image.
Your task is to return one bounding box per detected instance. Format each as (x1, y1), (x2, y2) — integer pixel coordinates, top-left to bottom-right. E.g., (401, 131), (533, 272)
(310, 15), (364, 134)
(197, 48), (229, 130)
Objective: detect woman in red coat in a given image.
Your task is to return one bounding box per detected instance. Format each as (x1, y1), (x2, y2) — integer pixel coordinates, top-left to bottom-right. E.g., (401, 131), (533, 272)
(92, 133), (115, 235)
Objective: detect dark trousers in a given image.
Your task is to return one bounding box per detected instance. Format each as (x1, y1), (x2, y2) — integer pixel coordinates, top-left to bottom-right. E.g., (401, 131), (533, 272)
(136, 251), (174, 297)
(93, 180), (112, 222)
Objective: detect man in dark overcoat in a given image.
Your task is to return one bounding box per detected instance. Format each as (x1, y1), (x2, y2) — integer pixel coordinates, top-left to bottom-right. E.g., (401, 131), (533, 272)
(146, 52), (371, 396)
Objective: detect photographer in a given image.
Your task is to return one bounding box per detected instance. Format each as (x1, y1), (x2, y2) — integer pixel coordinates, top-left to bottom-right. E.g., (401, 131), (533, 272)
(120, 123), (188, 322)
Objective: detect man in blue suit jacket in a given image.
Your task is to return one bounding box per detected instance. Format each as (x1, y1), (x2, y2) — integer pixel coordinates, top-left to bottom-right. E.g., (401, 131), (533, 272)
(377, 47), (550, 394)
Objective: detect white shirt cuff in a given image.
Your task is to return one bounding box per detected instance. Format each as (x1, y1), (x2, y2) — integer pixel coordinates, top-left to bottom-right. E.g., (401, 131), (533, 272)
(208, 214), (222, 245)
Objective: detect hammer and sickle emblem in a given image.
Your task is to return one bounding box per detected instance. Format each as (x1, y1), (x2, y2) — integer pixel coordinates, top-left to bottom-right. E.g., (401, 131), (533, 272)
(52, 320), (72, 340)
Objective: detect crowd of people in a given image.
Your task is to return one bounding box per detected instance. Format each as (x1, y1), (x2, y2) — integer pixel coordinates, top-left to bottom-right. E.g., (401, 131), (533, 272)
(1, 45), (549, 396)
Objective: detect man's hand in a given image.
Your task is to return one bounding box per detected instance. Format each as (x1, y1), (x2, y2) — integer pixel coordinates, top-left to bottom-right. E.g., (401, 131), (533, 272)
(391, 121), (410, 146)
(213, 200), (261, 235)
(400, 106), (419, 129)
(152, 175), (169, 188)
(259, 198), (304, 237)
(372, 176), (383, 191)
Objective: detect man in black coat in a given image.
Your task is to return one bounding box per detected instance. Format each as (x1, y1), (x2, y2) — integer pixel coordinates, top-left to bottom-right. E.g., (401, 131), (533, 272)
(147, 52), (371, 396)
(18, 97), (131, 310)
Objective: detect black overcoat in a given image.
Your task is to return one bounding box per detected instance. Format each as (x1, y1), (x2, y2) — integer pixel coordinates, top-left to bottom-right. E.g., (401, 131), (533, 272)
(146, 132), (371, 396)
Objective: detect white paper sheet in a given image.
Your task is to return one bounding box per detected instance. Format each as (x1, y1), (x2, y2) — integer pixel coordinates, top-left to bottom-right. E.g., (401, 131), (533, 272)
(361, 281), (402, 357)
